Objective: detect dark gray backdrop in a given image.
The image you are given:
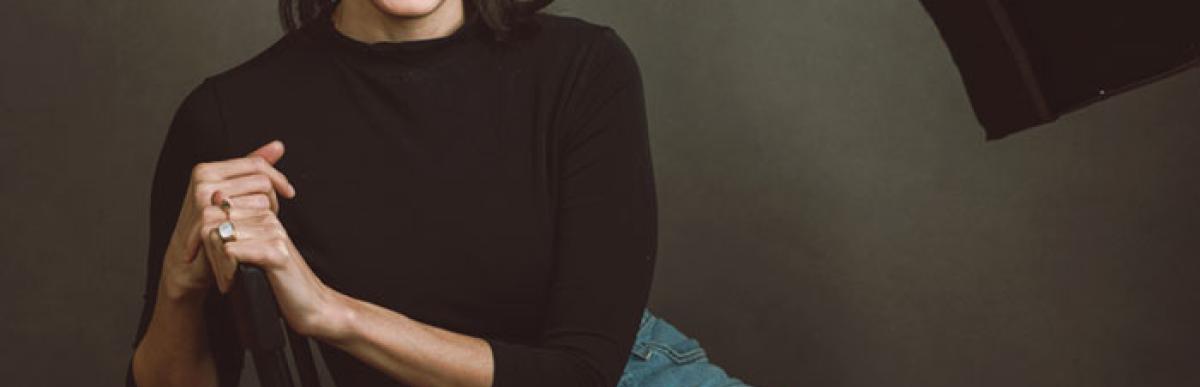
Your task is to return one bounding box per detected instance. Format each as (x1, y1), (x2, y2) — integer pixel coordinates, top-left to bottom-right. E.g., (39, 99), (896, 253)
(2, 1), (1198, 386)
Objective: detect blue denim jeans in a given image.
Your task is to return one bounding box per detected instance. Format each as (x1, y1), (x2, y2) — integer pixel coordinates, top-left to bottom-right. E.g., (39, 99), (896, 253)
(619, 310), (750, 387)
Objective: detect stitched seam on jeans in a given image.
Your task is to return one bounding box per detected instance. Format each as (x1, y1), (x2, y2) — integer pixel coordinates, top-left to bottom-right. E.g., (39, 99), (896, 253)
(642, 341), (707, 363)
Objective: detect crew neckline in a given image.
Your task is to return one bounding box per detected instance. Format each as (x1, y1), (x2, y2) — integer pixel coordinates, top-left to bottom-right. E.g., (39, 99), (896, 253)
(304, 2), (487, 64)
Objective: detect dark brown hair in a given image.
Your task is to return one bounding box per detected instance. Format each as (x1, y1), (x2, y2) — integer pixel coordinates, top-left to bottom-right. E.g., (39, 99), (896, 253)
(278, 0), (554, 41)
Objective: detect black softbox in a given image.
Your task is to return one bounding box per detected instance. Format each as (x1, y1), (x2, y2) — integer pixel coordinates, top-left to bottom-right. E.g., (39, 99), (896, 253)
(919, 0), (1200, 139)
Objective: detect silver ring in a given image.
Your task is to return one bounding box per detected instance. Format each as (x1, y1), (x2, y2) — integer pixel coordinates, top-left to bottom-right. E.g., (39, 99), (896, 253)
(217, 220), (238, 243)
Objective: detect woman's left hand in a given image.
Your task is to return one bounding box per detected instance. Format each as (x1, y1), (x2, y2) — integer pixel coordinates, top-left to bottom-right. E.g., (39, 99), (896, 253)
(200, 203), (349, 340)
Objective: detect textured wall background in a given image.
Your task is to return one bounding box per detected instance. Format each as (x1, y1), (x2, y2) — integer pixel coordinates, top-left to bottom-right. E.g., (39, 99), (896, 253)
(2, 1), (1198, 386)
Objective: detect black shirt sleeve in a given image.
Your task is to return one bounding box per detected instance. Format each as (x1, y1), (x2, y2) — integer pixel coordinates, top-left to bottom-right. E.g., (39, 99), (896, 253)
(486, 27), (659, 387)
(125, 79), (245, 387)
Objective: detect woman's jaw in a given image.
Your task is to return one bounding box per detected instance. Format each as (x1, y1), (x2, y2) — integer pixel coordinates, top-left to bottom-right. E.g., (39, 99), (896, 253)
(333, 0), (465, 43)
(368, 0), (450, 18)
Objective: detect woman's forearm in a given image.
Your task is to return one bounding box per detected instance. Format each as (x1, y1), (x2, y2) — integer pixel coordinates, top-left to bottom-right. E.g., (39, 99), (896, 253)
(319, 290), (494, 387)
(131, 278), (218, 387)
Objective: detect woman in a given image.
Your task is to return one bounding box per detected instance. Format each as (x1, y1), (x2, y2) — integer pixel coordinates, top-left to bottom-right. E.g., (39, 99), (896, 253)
(127, 0), (744, 386)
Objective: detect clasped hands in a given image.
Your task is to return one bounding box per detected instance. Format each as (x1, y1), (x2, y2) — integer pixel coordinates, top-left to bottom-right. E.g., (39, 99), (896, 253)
(162, 140), (350, 341)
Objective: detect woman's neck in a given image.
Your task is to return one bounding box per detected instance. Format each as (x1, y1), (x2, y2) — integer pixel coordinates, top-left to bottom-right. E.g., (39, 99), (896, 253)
(332, 0), (465, 43)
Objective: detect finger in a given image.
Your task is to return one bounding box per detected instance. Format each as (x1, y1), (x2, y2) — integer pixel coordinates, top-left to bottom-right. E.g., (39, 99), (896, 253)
(210, 190), (226, 208)
(212, 222), (285, 242)
(199, 205), (234, 238)
(192, 155), (296, 199)
(210, 190), (269, 217)
(188, 205), (229, 263)
(205, 227), (235, 293)
(243, 141), (290, 201)
(198, 214), (237, 290)
(225, 206), (276, 223)
(202, 175), (277, 205)
(247, 140), (285, 165)
(201, 226), (222, 292)
(242, 141), (289, 203)
(223, 238), (291, 270)
(213, 189), (275, 214)
(225, 193), (275, 212)
(198, 209), (278, 245)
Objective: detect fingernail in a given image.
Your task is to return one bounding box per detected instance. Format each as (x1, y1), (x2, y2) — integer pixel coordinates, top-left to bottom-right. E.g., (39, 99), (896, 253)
(211, 189), (224, 206)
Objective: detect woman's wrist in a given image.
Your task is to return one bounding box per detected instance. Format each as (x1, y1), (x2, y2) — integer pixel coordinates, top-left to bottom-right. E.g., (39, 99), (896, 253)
(306, 286), (361, 344)
(159, 271), (209, 306)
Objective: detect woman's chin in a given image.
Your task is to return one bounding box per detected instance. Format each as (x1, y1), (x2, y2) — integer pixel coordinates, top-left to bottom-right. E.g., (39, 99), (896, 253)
(371, 0), (446, 17)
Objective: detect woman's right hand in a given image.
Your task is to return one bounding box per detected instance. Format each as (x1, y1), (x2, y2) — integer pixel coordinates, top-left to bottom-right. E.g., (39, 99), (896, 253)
(158, 140), (298, 301)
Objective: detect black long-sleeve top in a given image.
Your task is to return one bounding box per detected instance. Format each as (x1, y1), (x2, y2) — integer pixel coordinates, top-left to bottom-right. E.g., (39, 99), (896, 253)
(127, 5), (657, 387)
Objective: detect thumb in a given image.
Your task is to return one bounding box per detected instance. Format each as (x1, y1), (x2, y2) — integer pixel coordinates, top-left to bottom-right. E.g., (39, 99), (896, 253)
(248, 140), (285, 164)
